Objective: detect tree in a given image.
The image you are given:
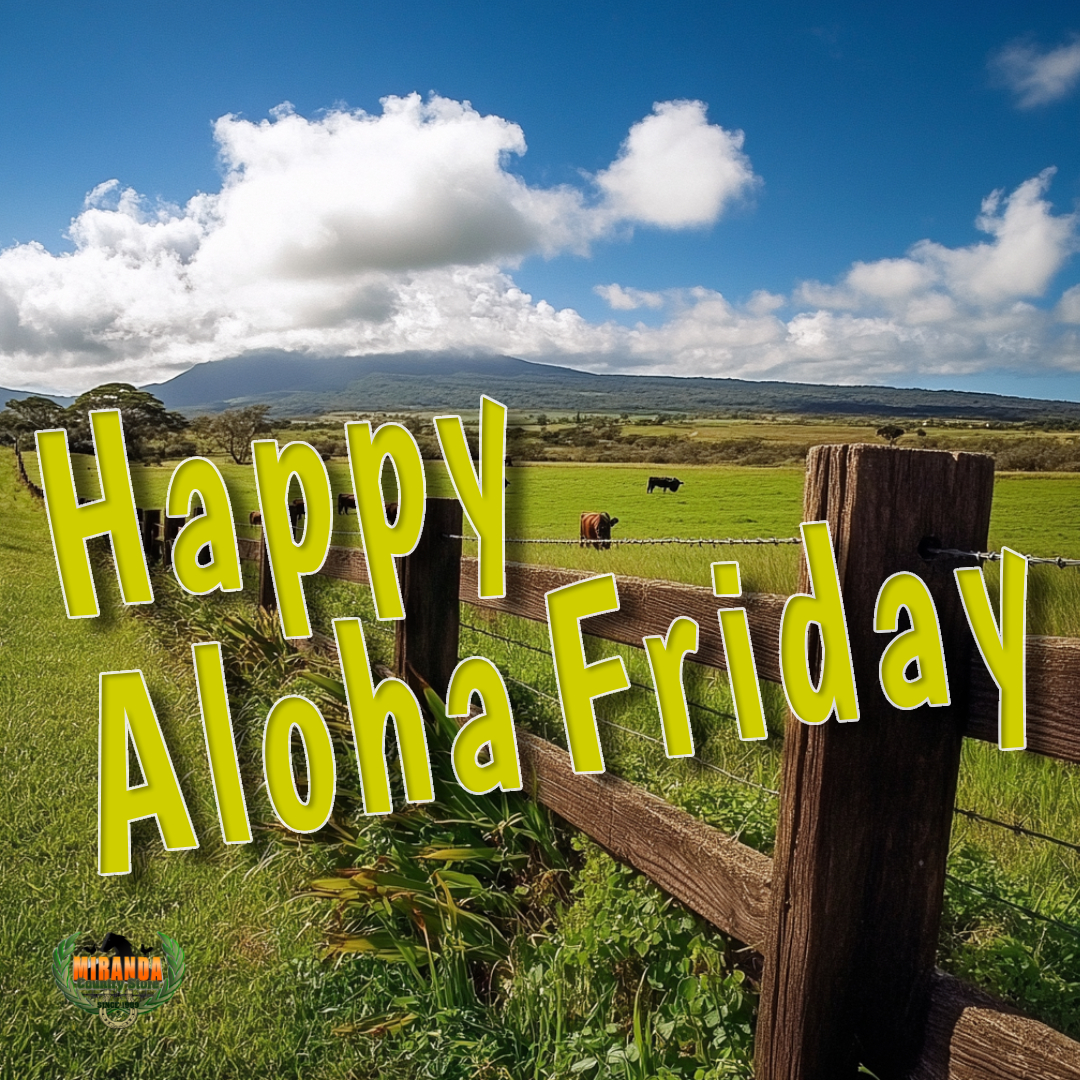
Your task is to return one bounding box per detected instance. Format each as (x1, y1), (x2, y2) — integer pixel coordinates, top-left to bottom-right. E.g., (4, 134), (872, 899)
(876, 424), (905, 445)
(204, 405), (274, 464)
(3, 395), (67, 448)
(65, 384), (188, 460)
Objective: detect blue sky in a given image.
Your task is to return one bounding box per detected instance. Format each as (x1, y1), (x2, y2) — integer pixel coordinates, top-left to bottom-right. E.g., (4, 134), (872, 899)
(2, 0), (1080, 399)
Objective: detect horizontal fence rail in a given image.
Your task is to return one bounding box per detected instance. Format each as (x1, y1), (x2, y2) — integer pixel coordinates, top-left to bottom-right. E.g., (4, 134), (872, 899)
(11, 444), (1080, 1078)
(236, 535), (1080, 768)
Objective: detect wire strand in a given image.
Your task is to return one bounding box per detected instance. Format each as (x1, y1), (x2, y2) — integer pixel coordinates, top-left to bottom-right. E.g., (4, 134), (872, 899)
(446, 533), (801, 547)
(953, 807), (1080, 857)
(945, 873), (1080, 939)
(501, 671), (779, 796)
(928, 547), (1080, 568)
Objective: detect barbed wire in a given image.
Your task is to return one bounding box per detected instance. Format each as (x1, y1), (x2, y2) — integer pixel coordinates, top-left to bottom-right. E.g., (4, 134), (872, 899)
(499, 660), (779, 797)
(140, 511), (1080, 568)
(446, 533), (802, 547)
(945, 873), (1080, 940)
(952, 807), (1080, 857)
(928, 546), (1080, 568)
(460, 620), (739, 724)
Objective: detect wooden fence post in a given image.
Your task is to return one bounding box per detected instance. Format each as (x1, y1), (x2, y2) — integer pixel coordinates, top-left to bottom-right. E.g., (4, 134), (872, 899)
(141, 508), (161, 565)
(394, 497), (463, 700)
(257, 535), (276, 614)
(162, 515), (184, 569)
(754, 445), (995, 1080)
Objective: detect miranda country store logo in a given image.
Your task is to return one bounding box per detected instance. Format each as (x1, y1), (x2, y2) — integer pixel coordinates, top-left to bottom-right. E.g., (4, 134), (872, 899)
(52, 931), (185, 1028)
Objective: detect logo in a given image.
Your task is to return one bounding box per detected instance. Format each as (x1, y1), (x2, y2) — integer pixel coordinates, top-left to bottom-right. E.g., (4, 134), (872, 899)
(52, 932), (185, 1028)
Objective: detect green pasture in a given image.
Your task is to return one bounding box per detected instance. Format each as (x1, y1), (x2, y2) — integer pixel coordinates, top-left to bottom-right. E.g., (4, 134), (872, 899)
(10, 447), (1080, 1049)
(0, 453), (374, 1079)
(22, 452), (1080, 622)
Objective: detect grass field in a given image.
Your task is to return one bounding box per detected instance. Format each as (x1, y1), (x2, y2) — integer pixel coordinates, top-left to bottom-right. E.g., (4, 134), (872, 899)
(22, 450), (1080, 624)
(7, 444), (1080, 1064)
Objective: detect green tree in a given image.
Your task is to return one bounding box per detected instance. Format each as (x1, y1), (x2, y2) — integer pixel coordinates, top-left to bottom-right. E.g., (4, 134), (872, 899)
(64, 383), (187, 460)
(203, 405), (274, 464)
(876, 424), (906, 445)
(2, 395), (67, 448)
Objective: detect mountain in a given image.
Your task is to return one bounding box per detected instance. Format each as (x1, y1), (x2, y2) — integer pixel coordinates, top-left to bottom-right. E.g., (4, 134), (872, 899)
(12, 351), (1080, 421)
(1, 388), (75, 407)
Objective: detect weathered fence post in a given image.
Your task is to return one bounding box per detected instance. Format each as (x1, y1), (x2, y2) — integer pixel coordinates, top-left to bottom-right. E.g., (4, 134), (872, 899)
(141, 508), (161, 565)
(257, 535), (276, 614)
(162, 515), (184, 569)
(394, 497), (463, 700)
(754, 445), (995, 1080)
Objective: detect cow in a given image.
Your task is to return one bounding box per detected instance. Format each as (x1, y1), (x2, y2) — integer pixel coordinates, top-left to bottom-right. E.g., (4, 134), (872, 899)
(647, 476), (683, 494)
(250, 500), (304, 532)
(336, 494), (399, 522)
(580, 512), (619, 550)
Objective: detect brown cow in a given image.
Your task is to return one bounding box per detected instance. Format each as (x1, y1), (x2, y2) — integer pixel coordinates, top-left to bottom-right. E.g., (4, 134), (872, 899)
(250, 500), (305, 532)
(580, 512), (619, 550)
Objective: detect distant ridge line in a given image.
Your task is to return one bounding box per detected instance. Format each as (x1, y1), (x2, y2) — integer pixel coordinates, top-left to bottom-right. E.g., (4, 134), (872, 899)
(8, 350), (1080, 420)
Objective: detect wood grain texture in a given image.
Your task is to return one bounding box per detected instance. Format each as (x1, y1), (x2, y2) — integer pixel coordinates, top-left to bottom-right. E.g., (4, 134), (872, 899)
(394, 498), (462, 699)
(236, 540), (1080, 767)
(320, 543), (371, 586)
(297, 605), (1080, 1079)
(914, 972), (1080, 1080)
(517, 728), (773, 948)
(756, 445), (996, 1080)
(966, 636), (1080, 763)
(461, 558), (787, 680)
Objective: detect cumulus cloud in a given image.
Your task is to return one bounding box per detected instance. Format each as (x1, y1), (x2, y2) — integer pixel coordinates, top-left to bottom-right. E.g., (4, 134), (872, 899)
(0, 94), (756, 392)
(991, 36), (1080, 108)
(594, 283), (665, 310)
(1, 96), (1079, 395)
(594, 101), (758, 228)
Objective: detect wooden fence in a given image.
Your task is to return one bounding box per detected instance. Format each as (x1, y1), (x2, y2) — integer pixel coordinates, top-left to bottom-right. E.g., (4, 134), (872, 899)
(15, 442), (1080, 1079)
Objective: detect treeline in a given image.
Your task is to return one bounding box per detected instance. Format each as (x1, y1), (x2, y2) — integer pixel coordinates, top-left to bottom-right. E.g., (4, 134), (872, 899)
(508, 425), (808, 466)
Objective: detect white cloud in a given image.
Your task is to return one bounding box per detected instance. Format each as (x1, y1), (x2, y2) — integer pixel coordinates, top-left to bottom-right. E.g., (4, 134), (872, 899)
(594, 283), (665, 310)
(0, 94), (756, 392)
(595, 100), (758, 228)
(991, 36), (1080, 108)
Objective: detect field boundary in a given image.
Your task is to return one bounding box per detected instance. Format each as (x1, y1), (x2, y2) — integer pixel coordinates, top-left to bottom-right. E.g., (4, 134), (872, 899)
(17, 441), (1080, 1078)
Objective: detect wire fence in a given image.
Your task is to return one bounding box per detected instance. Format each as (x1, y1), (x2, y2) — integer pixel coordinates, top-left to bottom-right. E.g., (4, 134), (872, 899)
(447, 533), (802, 547)
(461, 619), (779, 797)
(927, 546), (1080, 569)
(945, 873), (1080, 940)
(952, 806), (1080, 857)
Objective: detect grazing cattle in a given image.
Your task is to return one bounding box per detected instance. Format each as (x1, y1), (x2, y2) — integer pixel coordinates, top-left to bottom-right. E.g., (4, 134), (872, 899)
(580, 512), (619, 550)
(336, 494), (398, 522)
(647, 476), (683, 494)
(250, 500), (304, 531)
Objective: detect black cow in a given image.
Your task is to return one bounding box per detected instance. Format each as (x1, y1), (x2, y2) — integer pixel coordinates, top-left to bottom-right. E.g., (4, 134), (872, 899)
(337, 492), (356, 515)
(647, 476), (683, 494)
